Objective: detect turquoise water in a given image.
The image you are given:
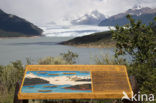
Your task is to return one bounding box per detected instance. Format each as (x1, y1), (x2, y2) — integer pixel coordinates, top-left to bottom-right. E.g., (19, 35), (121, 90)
(22, 84), (92, 93)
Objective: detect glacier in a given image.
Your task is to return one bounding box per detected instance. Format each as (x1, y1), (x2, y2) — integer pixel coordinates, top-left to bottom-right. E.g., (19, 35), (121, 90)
(40, 24), (113, 37)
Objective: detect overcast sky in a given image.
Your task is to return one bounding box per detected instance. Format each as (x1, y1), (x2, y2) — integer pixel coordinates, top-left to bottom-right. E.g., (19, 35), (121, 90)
(0, 0), (156, 25)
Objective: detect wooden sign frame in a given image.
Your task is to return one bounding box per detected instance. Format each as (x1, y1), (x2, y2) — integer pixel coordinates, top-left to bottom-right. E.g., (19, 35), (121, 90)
(18, 65), (132, 100)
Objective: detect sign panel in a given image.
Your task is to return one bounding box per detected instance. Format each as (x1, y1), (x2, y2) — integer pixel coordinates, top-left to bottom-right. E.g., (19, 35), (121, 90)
(18, 65), (132, 99)
(22, 71), (92, 93)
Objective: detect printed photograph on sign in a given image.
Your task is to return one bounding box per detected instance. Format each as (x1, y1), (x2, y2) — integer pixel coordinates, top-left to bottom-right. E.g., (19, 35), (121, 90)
(21, 71), (92, 93)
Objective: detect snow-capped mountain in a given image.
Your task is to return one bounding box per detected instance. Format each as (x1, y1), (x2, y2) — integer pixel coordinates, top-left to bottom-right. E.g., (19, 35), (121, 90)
(99, 6), (156, 26)
(126, 4), (156, 16)
(71, 10), (106, 25)
(133, 3), (143, 10)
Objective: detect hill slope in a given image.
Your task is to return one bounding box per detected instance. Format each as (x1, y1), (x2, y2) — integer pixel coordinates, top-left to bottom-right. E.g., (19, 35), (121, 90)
(60, 31), (115, 48)
(0, 9), (43, 37)
(60, 26), (156, 48)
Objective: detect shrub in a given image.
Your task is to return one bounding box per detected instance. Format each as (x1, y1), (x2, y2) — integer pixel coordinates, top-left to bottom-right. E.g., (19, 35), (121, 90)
(60, 50), (78, 64)
(94, 54), (127, 65)
(38, 56), (68, 65)
(38, 51), (78, 65)
(112, 15), (156, 95)
(112, 15), (156, 66)
(0, 60), (24, 103)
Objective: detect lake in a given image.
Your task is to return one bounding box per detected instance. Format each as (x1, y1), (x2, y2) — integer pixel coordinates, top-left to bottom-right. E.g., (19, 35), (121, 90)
(0, 37), (115, 65)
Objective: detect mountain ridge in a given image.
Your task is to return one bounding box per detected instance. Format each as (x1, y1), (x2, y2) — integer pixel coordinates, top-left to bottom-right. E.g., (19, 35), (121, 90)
(71, 10), (106, 25)
(99, 7), (156, 26)
(0, 9), (43, 37)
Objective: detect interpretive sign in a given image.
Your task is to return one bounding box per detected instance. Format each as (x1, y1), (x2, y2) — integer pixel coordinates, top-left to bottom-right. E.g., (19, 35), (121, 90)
(18, 65), (132, 99)
(22, 71), (92, 93)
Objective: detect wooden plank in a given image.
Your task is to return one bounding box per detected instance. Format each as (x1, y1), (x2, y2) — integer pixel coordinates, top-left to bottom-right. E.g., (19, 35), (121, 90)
(18, 65), (132, 100)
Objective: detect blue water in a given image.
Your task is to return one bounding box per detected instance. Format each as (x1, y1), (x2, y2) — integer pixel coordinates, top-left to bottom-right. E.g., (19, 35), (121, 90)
(26, 71), (90, 77)
(22, 84), (91, 93)
(22, 71), (92, 93)
(0, 37), (118, 65)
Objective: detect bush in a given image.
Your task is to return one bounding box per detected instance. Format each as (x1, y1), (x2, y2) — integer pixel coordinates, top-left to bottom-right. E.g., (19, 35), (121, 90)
(38, 51), (78, 65)
(0, 60), (24, 103)
(112, 15), (156, 66)
(60, 50), (78, 64)
(94, 54), (127, 65)
(38, 56), (68, 65)
(112, 15), (156, 96)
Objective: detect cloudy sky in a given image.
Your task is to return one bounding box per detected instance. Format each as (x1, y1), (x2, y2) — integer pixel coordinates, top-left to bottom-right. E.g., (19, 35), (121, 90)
(0, 0), (156, 25)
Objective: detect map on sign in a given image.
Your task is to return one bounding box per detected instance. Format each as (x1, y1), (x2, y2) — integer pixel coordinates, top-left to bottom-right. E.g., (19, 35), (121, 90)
(22, 71), (92, 93)
(18, 65), (133, 100)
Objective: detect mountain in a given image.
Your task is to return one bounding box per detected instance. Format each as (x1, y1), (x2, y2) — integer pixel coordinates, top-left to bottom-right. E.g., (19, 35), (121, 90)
(60, 25), (156, 48)
(0, 9), (43, 37)
(71, 10), (106, 25)
(60, 31), (115, 48)
(99, 6), (156, 26)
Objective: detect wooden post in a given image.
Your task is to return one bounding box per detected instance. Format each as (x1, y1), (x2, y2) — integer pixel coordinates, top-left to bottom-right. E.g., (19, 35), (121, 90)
(122, 99), (133, 103)
(121, 76), (138, 103)
(14, 82), (28, 103)
(14, 82), (22, 103)
(22, 100), (29, 103)
(71, 99), (76, 103)
(129, 76), (138, 94)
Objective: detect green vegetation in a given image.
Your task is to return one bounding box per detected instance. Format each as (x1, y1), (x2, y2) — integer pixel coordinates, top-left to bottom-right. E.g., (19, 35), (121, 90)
(60, 31), (115, 48)
(112, 15), (156, 64)
(94, 15), (156, 103)
(0, 29), (26, 37)
(37, 50), (78, 65)
(0, 60), (24, 103)
(112, 15), (156, 96)
(94, 54), (127, 65)
(60, 50), (78, 64)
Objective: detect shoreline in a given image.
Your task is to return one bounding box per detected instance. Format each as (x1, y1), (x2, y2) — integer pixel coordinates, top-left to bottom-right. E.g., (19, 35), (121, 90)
(0, 35), (115, 48)
(61, 42), (116, 48)
(0, 35), (41, 39)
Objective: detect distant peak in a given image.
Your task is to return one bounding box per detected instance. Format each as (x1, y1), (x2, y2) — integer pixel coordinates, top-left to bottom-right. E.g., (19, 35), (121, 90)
(71, 10), (106, 25)
(90, 10), (100, 15)
(132, 4), (143, 10)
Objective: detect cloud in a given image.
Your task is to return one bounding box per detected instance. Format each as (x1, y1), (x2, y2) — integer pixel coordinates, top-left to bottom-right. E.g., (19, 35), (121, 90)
(0, 0), (155, 25)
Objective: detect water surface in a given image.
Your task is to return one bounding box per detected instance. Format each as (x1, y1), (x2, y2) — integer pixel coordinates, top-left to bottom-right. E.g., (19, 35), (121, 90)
(0, 37), (115, 65)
